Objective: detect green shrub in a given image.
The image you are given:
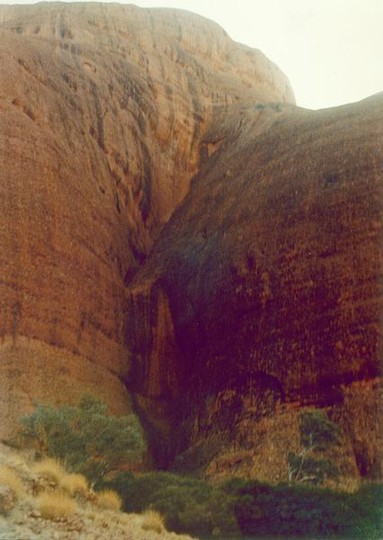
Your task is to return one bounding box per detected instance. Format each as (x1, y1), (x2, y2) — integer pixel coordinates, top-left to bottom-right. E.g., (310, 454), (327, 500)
(100, 471), (382, 537)
(222, 478), (383, 538)
(98, 471), (239, 536)
(347, 483), (383, 539)
(19, 396), (146, 484)
(288, 410), (341, 485)
(288, 452), (340, 485)
(300, 410), (341, 451)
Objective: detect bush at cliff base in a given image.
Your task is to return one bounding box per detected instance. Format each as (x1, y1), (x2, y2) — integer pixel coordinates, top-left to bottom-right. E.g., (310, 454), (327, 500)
(97, 471), (383, 538)
(222, 478), (383, 538)
(97, 471), (240, 536)
(18, 396), (146, 485)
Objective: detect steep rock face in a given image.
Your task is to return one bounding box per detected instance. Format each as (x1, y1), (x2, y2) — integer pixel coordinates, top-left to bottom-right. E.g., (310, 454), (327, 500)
(0, 3), (294, 435)
(2, 3), (381, 486)
(128, 96), (383, 480)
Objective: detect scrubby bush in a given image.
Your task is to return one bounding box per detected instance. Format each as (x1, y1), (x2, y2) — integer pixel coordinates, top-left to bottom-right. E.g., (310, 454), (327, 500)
(288, 452), (340, 485)
(36, 491), (77, 521)
(95, 489), (122, 511)
(19, 395), (146, 484)
(141, 510), (166, 533)
(300, 410), (341, 451)
(31, 458), (66, 485)
(60, 473), (89, 497)
(0, 466), (25, 497)
(96, 469), (383, 537)
(0, 467), (24, 516)
(288, 409), (341, 485)
(98, 471), (240, 536)
(222, 477), (383, 538)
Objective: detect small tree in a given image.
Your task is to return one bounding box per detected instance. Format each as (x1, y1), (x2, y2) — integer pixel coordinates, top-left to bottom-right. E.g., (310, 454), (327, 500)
(19, 395), (146, 485)
(288, 410), (340, 485)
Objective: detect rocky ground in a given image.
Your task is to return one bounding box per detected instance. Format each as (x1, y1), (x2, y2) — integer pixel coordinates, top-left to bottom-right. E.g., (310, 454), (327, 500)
(0, 443), (193, 540)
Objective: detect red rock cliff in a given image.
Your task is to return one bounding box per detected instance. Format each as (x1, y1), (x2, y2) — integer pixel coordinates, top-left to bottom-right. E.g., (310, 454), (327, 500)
(1, 3), (381, 485)
(0, 3), (293, 435)
(128, 97), (383, 480)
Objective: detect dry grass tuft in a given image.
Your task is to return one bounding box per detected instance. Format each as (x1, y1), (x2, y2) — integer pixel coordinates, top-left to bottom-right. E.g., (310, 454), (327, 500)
(141, 509), (166, 533)
(326, 476), (360, 493)
(0, 465), (25, 497)
(36, 490), (77, 520)
(60, 473), (89, 496)
(31, 458), (66, 485)
(95, 489), (122, 511)
(118, 512), (134, 525)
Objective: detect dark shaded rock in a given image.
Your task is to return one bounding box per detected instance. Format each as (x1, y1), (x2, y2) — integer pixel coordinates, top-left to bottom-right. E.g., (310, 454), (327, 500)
(128, 96), (383, 481)
(0, 2), (293, 436)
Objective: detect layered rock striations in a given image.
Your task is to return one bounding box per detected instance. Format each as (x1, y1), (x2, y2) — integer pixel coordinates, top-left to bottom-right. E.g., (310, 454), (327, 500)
(0, 3), (293, 435)
(128, 97), (383, 480)
(1, 3), (381, 485)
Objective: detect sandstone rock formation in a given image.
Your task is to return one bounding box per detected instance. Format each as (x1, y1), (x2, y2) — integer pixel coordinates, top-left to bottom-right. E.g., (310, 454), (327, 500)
(0, 3), (293, 436)
(0, 3), (381, 485)
(128, 96), (383, 480)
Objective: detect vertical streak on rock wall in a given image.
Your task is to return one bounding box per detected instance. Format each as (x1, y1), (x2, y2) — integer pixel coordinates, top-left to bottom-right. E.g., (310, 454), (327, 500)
(126, 284), (180, 399)
(0, 2), (295, 436)
(127, 97), (383, 480)
(147, 288), (180, 399)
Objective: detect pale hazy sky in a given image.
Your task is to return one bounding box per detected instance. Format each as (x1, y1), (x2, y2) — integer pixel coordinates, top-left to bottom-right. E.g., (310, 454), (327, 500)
(1, 0), (382, 110)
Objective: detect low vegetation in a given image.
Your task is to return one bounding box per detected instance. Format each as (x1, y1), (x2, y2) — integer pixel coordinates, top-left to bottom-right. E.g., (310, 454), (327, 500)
(288, 410), (341, 485)
(18, 395), (146, 484)
(222, 477), (383, 538)
(0, 397), (192, 537)
(0, 465), (25, 497)
(98, 470), (240, 536)
(31, 458), (66, 485)
(141, 509), (166, 533)
(36, 490), (77, 520)
(0, 443), (191, 539)
(96, 488), (122, 511)
(60, 472), (89, 496)
(10, 399), (382, 538)
(98, 469), (383, 538)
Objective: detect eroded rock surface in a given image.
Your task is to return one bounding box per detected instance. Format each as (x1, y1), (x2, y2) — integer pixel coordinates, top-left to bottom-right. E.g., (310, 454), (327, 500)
(0, 3), (293, 435)
(1, 3), (381, 485)
(128, 97), (383, 480)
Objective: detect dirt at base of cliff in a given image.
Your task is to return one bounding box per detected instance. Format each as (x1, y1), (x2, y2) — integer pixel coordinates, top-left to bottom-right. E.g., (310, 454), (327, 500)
(0, 443), (193, 540)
